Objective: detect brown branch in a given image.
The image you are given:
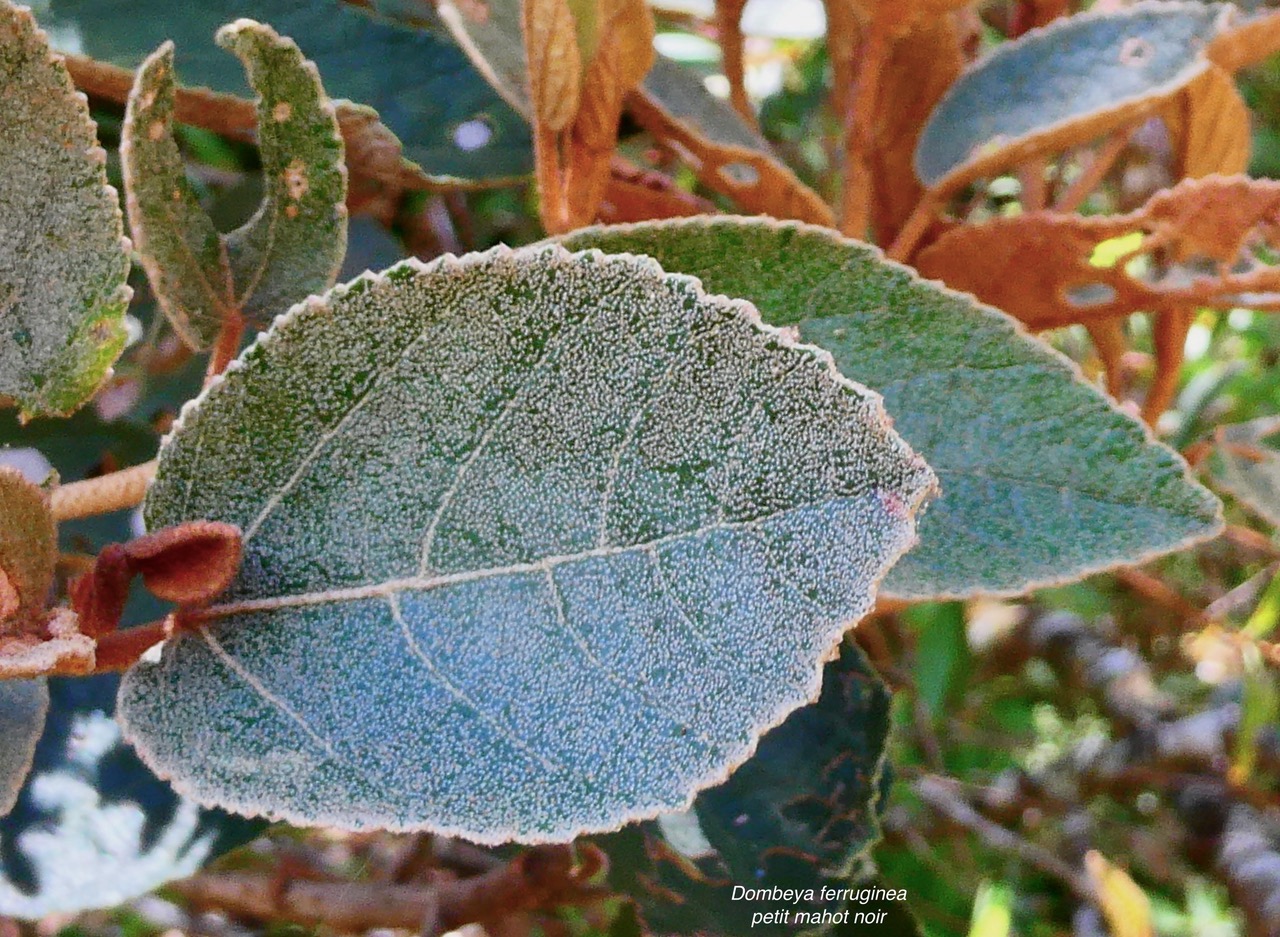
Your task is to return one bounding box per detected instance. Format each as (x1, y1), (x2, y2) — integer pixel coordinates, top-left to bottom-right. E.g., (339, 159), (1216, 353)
(170, 845), (604, 935)
(915, 775), (1095, 901)
(50, 461), (157, 522)
(1053, 128), (1135, 214)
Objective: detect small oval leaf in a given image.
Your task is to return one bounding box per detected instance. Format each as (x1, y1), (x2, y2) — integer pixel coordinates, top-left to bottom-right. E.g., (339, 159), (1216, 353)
(0, 0), (131, 418)
(915, 2), (1232, 191)
(120, 245), (936, 843)
(0, 467), (55, 633)
(557, 218), (1223, 599)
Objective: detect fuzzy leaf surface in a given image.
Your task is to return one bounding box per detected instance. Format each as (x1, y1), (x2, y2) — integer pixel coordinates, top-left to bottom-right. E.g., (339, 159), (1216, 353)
(914, 2), (1248, 191)
(559, 218), (1223, 599)
(120, 246), (935, 843)
(0, 0), (131, 418)
(0, 468), (55, 633)
(0, 681), (47, 818)
(41, 0), (530, 182)
(122, 20), (346, 348)
(597, 641), (890, 935)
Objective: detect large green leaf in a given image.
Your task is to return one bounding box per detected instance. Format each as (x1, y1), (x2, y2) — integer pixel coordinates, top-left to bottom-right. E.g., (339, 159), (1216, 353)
(558, 218), (1223, 599)
(40, 0), (531, 182)
(122, 20), (347, 348)
(0, 680), (46, 818)
(0, 0), (131, 419)
(119, 245), (936, 843)
(915, 2), (1233, 189)
(597, 640), (892, 935)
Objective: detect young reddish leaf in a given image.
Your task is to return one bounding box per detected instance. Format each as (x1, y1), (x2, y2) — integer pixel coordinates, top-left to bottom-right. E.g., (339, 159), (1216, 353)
(70, 521), (243, 639)
(0, 468), (56, 635)
(127, 521), (243, 604)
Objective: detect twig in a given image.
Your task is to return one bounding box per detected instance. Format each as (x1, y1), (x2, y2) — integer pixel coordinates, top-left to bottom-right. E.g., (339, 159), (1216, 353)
(50, 461), (157, 521)
(915, 775), (1095, 901)
(1053, 128), (1135, 213)
(170, 845), (604, 935)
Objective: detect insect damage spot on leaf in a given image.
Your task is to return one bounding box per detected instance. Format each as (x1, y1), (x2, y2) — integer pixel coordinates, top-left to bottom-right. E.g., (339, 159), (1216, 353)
(120, 244), (936, 843)
(0, 0), (131, 419)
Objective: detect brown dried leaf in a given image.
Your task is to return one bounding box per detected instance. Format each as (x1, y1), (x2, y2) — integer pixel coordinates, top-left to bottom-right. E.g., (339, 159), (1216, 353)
(599, 160), (713, 223)
(523, 0), (582, 133)
(1206, 9), (1280, 74)
(0, 467), (56, 635)
(915, 175), (1280, 418)
(1163, 65), (1250, 180)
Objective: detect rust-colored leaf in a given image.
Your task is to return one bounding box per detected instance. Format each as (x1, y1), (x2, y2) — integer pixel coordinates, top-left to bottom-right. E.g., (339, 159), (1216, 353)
(523, 0), (581, 133)
(524, 0), (654, 231)
(0, 467), (56, 635)
(916, 175), (1280, 418)
(714, 0), (754, 127)
(867, 14), (966, 242)
(69, 520), (243, 639)
(626, 88), (834, 226)
(599, 159), (713, 224)
(1163, 65), (1250, 180)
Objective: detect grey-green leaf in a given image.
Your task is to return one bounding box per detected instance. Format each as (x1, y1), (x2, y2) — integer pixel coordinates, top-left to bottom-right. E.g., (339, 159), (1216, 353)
(120, 245), (936, 843)
(557, 218), (1223, 599)
(1209, 416), (1280, 528)
(0, 680), (47, 817)
(0, 0), (130, 418)
(122, 19), (347, 349)
(914, 1), (1231, 189)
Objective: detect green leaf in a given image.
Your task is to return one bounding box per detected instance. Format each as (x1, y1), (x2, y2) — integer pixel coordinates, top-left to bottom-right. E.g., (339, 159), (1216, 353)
(41, 0), (532, 183)
(597, 640), (892, 936)
(1208, 415), (1280, 528)
(0, 680), (46, 818)
(915, 2), (1231, 190)
(557, 218), (1223, 599)
(0, 0), (131, 419)
(120, 245), (936, 843)
(122, 19), (348, 348)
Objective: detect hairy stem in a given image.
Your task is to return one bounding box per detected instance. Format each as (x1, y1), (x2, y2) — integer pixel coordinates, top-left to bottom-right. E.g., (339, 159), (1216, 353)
(51, 461), (157, 522)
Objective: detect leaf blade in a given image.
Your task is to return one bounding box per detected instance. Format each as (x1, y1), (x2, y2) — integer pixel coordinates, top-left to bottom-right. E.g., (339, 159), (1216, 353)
(0, 0), (131, 418)
(557, 217), (1223, 599)
(120, 246), (935, 842)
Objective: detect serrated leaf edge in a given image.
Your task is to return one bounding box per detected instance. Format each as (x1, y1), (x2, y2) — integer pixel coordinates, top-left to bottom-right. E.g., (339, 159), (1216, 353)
(120, 242), (938, 843)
